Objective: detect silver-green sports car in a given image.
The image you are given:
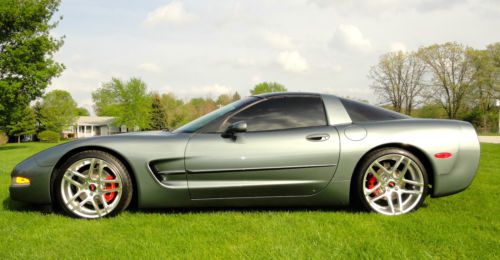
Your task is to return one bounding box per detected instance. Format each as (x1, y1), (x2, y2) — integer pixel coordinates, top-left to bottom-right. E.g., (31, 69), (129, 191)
(10, 92), (480, 218)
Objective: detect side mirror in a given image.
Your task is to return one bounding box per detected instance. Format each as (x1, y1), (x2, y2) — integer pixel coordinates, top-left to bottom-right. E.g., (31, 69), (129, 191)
(221, 121), (247, 139)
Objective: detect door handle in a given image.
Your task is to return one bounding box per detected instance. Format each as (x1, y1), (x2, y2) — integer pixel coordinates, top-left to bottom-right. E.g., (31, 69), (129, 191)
(306, 133), (330, 142)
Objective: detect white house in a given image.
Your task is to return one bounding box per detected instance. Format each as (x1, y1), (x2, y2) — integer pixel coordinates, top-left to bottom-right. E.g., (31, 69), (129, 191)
(63, 116), (123, 139)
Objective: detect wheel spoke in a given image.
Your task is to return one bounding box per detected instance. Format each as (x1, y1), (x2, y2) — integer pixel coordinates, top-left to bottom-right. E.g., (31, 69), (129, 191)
(79, 197), (91, 207)
(101, 179), (120, 184)
(67, 169), (86, 179)
(368, 167), (384, 183)
(403, 179), (424, 187)
(400, 189), (421, 195)
(387, 193), (395, 214)
(374, 161), (390, 174)
(392, 156), (405, 173)
(91, 199), (102, 217)
(88, 158), (96, 177)
(103, 187), (121, 193)
(397, 191), (403, 213)
(399, 158), (411, 176)
(63, 175), (83, 188)
(364, 183), (381, 195)
(370, 193), (386, 203)
(100, 195), (109, 209)
(65, 190), (83, 206)
(97, 160), (106, 180)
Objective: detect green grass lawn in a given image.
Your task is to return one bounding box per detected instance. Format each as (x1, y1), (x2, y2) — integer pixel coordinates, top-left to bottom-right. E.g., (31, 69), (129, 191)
(480, 133), (500, 136)
(0, 142), (499, 259)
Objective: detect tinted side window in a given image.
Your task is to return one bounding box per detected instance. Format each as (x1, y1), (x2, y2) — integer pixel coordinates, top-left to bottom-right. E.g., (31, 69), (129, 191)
(340, 98), (409, 122)
(224, 96), (327, 132)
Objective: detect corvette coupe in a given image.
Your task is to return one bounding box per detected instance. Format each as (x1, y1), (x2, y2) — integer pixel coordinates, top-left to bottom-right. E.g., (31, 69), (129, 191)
(10, 92), (480, 218)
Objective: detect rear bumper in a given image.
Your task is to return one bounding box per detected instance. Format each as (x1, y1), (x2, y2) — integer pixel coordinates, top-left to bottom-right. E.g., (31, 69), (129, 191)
(432, 123), (480, 197)
(9, 157), (53, 204)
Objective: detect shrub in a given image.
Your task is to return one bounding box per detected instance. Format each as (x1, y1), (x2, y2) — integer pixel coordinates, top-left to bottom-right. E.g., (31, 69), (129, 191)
(38, 130), (60, 143)
(0, 132), (7, 145)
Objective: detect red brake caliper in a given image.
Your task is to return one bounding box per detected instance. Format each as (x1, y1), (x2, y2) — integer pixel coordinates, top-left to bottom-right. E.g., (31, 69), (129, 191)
(367, 173), (378, 196)
(104, 175), (117, 202)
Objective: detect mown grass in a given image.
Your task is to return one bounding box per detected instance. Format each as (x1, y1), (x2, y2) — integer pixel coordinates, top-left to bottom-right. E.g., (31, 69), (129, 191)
(0, 142), (498, 259)
(479, 133), (500, 136)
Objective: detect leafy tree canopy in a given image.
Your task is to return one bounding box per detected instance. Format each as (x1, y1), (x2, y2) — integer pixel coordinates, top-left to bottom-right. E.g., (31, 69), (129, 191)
(92, 77), (152, 130)
(76, 107), (90, 116)
(6, 106), (35, 143)
(0, 0), (64, 133)
(250, 82), (287, 95)
(39, 90), (77, 132)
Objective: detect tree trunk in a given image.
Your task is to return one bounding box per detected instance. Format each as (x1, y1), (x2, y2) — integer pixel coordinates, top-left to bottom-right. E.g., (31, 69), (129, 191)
(17, 135), (20, 143)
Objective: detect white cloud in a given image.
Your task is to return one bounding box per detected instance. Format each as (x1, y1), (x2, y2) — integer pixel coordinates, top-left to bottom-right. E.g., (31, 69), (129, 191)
(331, 64), (342, 72)
(51, 68), (105, 92)
(264, 32), (296, 50)
(137, 63), (162, 73)
(309, 0), (467, 13)
(330, 24), (372, 52)
(277, 51), (309, 73)
(390, 42), (407, 52)
(163, 84), (234, 99)
(143, 1), (195, 27)
(234, 57), (258, 67)
(315, 62), (343, 73)
(416, 0), (467, 12)
(250, 74), (262, 84)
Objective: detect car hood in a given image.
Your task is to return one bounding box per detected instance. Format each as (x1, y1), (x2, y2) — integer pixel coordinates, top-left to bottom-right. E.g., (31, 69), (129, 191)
(23, 131), (191, 167)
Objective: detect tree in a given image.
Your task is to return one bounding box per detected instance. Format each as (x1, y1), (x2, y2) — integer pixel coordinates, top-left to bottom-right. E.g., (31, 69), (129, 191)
(250, 82), (287, 95)
(368, 51), (426, 115)
(150, 93), (168, 130)
(160, 93), (185, 129)
(468, 47), (499, 129)
(7, 106), (36, 143)
(184, 97), (217, 123)
(0, 0), (64, 135)
(92, 77), (152, 130)
(216, 94), (232, 107)
(486, 42), (500, 97)
(39, 90), (77, 132)
(232, 91), (241, 101)
(417, 42), (475, 119)
(76, 107), (90, 116)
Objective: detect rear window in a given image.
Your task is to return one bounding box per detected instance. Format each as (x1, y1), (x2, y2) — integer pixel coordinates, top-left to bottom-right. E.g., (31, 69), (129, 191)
(340, 98), (409, 122)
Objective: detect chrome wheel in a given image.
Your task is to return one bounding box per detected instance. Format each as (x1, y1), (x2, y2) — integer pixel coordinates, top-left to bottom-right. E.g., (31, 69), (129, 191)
(60, 158), (122, 218)
(362, 154), (425, 215)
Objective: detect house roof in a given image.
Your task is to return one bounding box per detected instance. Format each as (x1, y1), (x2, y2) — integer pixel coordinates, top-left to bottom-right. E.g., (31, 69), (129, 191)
(76, 116), (116, 126)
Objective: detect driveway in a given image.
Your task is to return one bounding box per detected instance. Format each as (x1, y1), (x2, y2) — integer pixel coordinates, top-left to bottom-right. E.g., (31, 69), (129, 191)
(478, 136), (500, 144)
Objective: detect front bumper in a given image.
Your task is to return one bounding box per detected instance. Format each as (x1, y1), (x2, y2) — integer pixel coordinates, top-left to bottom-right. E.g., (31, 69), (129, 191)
(9, 157), (53, 204)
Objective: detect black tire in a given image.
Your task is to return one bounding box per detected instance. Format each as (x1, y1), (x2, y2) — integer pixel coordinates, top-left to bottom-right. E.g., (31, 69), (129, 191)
(354, 148), (428, 215)
(53, 150), (133, 218)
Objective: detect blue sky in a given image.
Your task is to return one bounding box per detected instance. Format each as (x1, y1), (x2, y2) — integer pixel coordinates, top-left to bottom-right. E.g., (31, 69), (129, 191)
(49, 0), (500, 113)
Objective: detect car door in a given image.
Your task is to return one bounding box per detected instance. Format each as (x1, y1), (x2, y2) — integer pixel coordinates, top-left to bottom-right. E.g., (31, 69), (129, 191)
(184, 95), (340, 199)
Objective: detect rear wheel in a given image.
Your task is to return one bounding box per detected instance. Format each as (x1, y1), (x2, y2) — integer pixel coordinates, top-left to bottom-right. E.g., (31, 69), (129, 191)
(356, 148), (428, 215)
(54, 150), (133, 218)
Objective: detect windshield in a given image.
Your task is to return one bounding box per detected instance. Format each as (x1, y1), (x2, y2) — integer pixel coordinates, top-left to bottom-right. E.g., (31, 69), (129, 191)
(173, 97), (258, 133)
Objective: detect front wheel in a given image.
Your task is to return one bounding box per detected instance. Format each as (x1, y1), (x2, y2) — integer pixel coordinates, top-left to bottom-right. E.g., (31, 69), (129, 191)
(54, 150), (133, 218)
(355, 148), (428, 215)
